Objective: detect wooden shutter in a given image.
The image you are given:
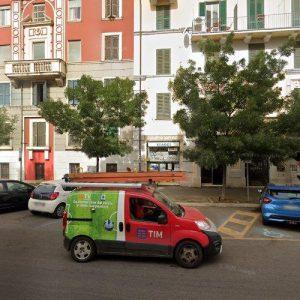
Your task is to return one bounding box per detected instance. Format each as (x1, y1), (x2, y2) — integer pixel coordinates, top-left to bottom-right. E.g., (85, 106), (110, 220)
(220, 1), (227, 30)
(42, 82), (47, 102)
(156, 49), (171, 75)
(32, 122), (38, 146)
(33, 83), (38, 106)
(249, 43), (265, 62)
(199, 2), (205, 17)
(156, 5), (170, 30)
(292, 0), (300, 26)
(105, 0), (110, 18)
(37, 122), (46, 147)
(234, 4), (238, 30)
(157, 93), (171, 120)
(112, 0), (119, 17)
(295, 42), (300, 68)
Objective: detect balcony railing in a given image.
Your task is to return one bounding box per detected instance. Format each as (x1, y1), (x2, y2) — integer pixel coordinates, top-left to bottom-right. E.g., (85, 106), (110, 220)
(193, 12), (300, 34)
(4, 59), (66, 86)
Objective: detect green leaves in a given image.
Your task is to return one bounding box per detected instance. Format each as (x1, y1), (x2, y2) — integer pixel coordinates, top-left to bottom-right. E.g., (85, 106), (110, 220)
(39, 75), (148, 161)
(170, 34), (300, 171)
(0, 108), (16, 146)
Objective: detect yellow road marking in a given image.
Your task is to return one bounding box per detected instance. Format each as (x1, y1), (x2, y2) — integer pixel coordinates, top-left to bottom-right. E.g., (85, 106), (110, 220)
(218, 210), (260, 238)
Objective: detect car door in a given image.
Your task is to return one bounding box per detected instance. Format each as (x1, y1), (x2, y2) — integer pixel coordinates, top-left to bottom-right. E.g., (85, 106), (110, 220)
(0, 182), (12, 210)
(6, 181), (33, 209)
(124, 194), (172, 257)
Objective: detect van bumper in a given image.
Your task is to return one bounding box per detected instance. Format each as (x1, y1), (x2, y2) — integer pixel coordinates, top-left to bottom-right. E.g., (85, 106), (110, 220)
(64, 237), (71, 251)
(203, 231), (222, 256)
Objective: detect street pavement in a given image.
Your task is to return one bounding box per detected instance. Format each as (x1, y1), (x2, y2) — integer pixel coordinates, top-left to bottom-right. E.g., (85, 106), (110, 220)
(0, 208), (299, 300)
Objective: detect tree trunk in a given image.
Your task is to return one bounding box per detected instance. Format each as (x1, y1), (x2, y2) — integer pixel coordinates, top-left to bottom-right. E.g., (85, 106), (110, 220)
(96, 156), (100, 173)
(221, 165), (227, 200)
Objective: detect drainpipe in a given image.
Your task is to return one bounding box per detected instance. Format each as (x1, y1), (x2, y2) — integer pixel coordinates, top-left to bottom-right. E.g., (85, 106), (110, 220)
(19, 80), (24, 181)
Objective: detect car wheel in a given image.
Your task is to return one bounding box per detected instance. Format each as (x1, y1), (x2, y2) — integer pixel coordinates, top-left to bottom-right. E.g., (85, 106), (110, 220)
(175, 240), (203, 268)
(53, 204), (65, 218)
(70, 237), (96, 263)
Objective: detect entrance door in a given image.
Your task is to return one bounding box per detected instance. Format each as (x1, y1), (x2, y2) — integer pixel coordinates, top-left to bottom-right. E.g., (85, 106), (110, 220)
(201, 166), (223, 185)
(125, 196), (171, 257)
(35, 163), (45, 180)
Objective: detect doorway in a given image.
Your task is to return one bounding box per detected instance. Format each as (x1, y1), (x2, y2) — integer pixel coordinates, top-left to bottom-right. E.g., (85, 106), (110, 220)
(247, 160), (269, 186)
(35, 163), (45, 180)
(201, 166), (223, 185)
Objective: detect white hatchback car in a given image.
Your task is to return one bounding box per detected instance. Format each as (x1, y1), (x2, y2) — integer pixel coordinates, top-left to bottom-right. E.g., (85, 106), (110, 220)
(28, 180), (76, 218)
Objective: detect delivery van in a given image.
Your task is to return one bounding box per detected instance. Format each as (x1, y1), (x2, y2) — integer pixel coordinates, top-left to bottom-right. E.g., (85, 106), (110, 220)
(63, 183), (222, 268)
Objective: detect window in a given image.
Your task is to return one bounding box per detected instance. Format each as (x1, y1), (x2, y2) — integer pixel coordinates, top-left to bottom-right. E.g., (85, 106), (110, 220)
(67, 80), (79, 105)
(130, 198), (166, 223)
(292, 0), (300, 26)
(104, 0), (120, 18)
(67, 133), (80, 148)
(68, 0), (81, 21)
(106, 163), (117, 172)
(33, 41), (45, 60)
(33, 82), (47, 105)
(35, 163), (45, 180)
(0, 45), (11, 63)
(0, 163), (9, 179)
(156, 49), (171, 75)
(0, 83), (10, 106)
(205, 3), (220, 30)
(103, 78), (115, 86)
(247, 0), (264, 30)
(33, 4), (45, 22)
(156, 5), (170, 30)
(248, 43), (264, 62)
(156, 93), (171, 120)
(0, 6), (10, 26)
(294, 42), (300, 68)
(7, 182), (29, 192)
(104, 35), (120, 60)
(32, 122), (46, 147)
(69, 163), (80, 174)
(68, 41), (81, 62)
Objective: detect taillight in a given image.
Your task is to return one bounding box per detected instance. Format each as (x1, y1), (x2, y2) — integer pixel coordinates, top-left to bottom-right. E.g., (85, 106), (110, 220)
(63, 211), (67, 231)
(263, 197), (272, 204)
(50, 192), (59, 200)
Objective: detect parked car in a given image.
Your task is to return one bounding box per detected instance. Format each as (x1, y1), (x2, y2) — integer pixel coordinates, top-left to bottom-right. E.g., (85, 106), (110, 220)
(28, 181), (76, 218)
(0, 180), (35, 212)
(63, 183), (222, 268)
(259, 184), (300, 225)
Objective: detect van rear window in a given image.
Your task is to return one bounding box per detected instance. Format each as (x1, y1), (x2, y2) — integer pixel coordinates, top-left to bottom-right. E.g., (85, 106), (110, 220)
(269, 190), (300, 200)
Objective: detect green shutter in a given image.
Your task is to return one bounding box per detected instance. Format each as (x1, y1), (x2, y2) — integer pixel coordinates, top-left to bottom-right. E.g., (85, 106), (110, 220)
(249, 43), (265, 62)
(33, 83), (38, 106)
(42, 82), (47, 102)
(33, 123), (38, 146)
(156, 5), (170, 30)
(292, 0), (300, 26)
(247, 0), (264, 29)
(157, 93), (171, 120)
(199, 2), (205, 17)
(294, 42), (300, 68)
(234, 4), (238, 30)
(220, 1), (227, 30)
(37, 122), (46, 147)
(156, 49), (171, 75)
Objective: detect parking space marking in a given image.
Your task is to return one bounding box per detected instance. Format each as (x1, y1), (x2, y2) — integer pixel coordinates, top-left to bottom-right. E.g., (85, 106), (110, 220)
(218, 210), (260, 238)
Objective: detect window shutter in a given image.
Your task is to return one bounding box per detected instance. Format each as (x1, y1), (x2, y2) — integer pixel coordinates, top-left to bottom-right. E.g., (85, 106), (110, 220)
(112, 0), (119, 17)
(292, 0), (300, 26)
(156, 49), (171, 75)
(220, 1), (227, 30)
(157, 93), (171, 120)
(234, 4), (238, 30)
(33, 83), (38, 106)
(32, 122), (38, 146)
(42, 82), (47, 102)
(4, 83), (10, 106)
(156, 5), (170, 30)
(156, 49), (163, 75)
(0, 163), (9, 179)
(105, 0), (110, 18)
(199, 2), (205, 17)
(249, 43), (265, 62)
(37, 122), (46, 147)
(294, 42), (300, 68)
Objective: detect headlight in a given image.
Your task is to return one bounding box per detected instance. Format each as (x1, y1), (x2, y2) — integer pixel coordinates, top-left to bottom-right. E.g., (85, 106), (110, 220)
(195, 219), (217, 232)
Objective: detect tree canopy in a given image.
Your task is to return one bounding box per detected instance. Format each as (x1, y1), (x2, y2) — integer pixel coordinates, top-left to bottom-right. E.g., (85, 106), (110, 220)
(170, 34), (300, 198)
(0, 108), (15, 146)
(39, 75), (147, 171)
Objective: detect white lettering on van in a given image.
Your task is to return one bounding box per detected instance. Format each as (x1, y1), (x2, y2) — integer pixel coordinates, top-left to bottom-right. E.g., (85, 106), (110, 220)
(149, 230), (163, 239)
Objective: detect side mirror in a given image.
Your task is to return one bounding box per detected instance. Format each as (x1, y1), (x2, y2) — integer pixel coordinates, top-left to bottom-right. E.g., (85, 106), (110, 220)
(157, 213), (167, 225)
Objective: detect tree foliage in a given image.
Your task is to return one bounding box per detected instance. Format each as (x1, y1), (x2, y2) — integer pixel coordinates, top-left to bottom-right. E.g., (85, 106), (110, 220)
(170, 34), (300, 197)
(39, 75), (148, 171)
(0, 108), (16, 146)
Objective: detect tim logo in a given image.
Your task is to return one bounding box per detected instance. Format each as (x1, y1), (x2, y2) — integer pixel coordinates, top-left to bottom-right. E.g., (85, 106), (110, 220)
(137, 228), (148, 240)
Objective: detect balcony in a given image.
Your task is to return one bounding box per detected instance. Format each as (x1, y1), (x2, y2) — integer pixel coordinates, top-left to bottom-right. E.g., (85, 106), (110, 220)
(4, 59), (66, 87)
(192, 12), (300, 42)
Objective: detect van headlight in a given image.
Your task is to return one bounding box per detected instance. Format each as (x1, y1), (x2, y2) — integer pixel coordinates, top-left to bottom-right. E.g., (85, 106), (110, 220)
(195, 219), (217, 232)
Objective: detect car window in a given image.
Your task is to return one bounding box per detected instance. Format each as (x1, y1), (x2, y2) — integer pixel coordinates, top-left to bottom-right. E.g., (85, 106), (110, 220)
(6, 182), (30, 192)
(269, 190), (300, 199)
(153, 191), (184, 217)
(130, 198), (166, 223)
(62, 185), (77, 192)
(33, 184), (56, 194)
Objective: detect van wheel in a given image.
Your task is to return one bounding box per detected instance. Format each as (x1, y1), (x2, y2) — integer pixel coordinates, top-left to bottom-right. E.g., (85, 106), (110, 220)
(175, 241), (203, 268)
(53, 204), (65, 218)
(70, 237), (96, 263)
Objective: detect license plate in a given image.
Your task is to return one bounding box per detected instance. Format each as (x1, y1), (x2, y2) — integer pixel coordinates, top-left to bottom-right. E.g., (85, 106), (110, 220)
(288, 220), (297, 225)
(34, 202), (45, 207)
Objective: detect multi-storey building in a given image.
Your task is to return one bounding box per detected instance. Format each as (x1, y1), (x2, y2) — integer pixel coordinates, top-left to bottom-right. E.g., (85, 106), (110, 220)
(0, 0), (135, 181)
(134, 0), (300, 187)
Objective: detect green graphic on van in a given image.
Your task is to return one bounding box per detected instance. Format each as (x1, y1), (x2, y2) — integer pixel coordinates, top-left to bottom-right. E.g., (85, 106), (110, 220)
(65, 191), (121, 241)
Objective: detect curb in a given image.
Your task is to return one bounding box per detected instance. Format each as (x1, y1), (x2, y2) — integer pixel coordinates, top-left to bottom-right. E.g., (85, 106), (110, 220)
(178, 202), (260, 208)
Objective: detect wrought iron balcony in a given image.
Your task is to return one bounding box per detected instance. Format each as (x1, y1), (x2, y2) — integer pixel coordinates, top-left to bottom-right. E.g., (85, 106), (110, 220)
(4, 59), (66, 87)
(192, 12), (300, 41)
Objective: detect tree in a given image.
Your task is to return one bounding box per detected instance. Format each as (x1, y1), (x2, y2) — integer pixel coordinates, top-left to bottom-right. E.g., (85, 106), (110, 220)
(39, 75), (147, 172)
(170, 34), (300, 199)
(0, 108), (16, 146)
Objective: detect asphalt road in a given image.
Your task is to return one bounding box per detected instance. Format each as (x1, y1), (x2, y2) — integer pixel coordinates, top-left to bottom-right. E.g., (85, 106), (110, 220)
(0, 209), (299, 300)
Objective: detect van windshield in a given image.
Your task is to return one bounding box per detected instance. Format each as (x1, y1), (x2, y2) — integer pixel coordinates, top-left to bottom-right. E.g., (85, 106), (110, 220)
(153, 191), (184, 217)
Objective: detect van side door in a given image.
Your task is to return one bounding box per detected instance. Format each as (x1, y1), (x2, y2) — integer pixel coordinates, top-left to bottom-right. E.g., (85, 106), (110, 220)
(124, 194), (172, 257)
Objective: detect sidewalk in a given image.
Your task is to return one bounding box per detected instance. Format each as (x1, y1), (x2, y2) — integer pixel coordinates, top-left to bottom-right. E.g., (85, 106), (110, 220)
(158, 185), (260, 204)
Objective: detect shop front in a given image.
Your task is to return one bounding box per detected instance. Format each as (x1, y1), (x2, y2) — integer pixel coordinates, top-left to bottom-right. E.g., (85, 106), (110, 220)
(147, 141), (180, 172)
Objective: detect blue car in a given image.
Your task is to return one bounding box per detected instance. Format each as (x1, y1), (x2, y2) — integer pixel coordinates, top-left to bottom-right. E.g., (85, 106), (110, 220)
(259, 185), (300, 225)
